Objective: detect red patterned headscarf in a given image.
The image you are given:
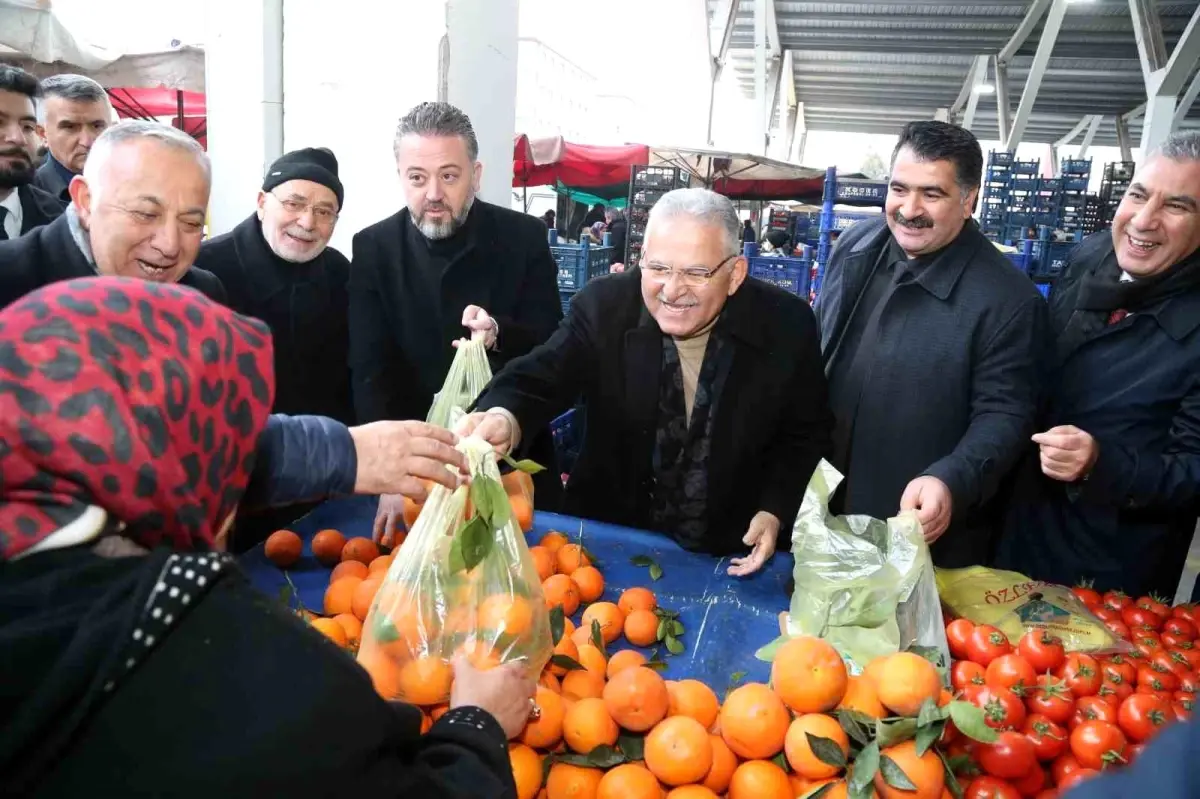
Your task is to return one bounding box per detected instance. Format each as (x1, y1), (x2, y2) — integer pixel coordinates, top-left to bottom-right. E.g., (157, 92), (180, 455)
(0, 278), (275, 559)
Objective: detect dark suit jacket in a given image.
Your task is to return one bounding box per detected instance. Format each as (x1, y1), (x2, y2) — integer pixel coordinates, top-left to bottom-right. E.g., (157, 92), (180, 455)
(17, 184), (66, 234)
(816, 216), (1048, 567)
(0, 214), (227, 309)
(31, 159), (70, 203)
(476, 270), (833, 554)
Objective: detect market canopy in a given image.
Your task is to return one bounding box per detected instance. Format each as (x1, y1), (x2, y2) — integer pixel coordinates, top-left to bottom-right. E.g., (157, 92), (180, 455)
(108, 88), (206, 119)
(513, 134), (648, 191)
(648, 146), (826, 202)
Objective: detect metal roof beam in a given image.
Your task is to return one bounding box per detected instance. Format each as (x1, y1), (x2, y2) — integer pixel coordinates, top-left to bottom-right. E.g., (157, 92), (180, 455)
(1156, 6), (1200, 96)
(1174, 68), (1200, 127)
(1129, 0), (1169, 85)
(753, 0), (768, 155)
(1005, 0), (1070, 150)
(764, 53), (783, 132)
(994, 57), (1012, 146)
(710, 0), (738, 74)
(764, 0), (781, 59)
(999, 0), (1052, 65)
(1053, 115), (1095, 147)
(950, 55), (984, 118)
(1116, 114), (1134, 160)
(963, 55), (992, 130)
(1078, 115), (1104, 158)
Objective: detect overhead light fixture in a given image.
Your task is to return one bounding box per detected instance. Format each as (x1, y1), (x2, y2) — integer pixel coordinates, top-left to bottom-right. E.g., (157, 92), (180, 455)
(974, 84), (996, 94)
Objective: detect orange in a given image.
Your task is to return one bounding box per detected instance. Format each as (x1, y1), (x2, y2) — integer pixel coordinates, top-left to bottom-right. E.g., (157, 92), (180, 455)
(581, 602), (625, 646)
(332, 612), (363, 647)
(264, 529), (302, 568)
(368, 554), (394, 574)
(478, 594), (535, 637)
(862, 655), (889, 688)
(323, 575), (363, 616)
(624, 609), (660, 647)
(357, 646), (402, 699)
(561, 669), (606, 702)
(509, 743), (543, 799)
(596, 763), (662, 799)
(521, 686), (566, 749)
(530, 545), (557, 581)
(719, 683), (789, 760)
(603, 666), (670, 732)
(618, 587), (658, 615)
(397, 655), (453, 705)
(666, 679), (720, 730)
(429, 703), (450, 722)
(342, 536), (380, 565)
(310, 616), (348, 646)
(804, 778), (848, 798)
(511, 494), (534, 532)
(644, 715), (714, 786)
(728, 760), (791, 799)
(540, 670), (562, 693)
(770, 636), (848, 714)
(576, 644), (607, 679)
(311, 528), (346, 566)
(874, 652), (942, 718)
(457, 638), (502, 671)
(550, 635), (581, 677)
(874, 740), (944, 799)
(351, 575), (382, 621)
(540, 530), (569, 552)
(562, 697), (619, 753)
(545, 763), (604, 799)
(572, 625), (595, 650)
(606, 648), (647, 678)
(330, 560), (370, 583)
(665, 787), (718, 799)
(572, 566), (605, 603)
(784, 713), (849, 780)
(543, 574), (581, 616)
(560, 617), (577, 643)
(837, 675), (887, 719)
(556, 543), (591, 575)
(702, 734), (738, 794)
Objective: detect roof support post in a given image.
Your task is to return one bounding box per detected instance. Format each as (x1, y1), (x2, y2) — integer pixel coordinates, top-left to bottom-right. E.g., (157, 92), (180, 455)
(754, 0), (768, 155)
(1129, 0), (1169, 85)
(998, 0), (1052, 65)
(1115, 114), (1134, 161)
(962, 54), (990, 131)
(1131, 3), (1200, 150)
(706, 0), (737, 147)
(776, 50), (796, 160)
(1047, 144), (1059, 176)
(934, 107), (950, 122)
(764, 53), (783, 133)
(1053, 115), (1093, 148)
(994, 56), (1012, 147)
(1005, 0), (1069, 151)
(1174, 68), (1200, 128)
(1078, 115), (1103, 158)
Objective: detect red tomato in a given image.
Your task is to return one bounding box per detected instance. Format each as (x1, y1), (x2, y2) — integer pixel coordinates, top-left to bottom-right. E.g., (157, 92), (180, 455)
(1073, 584), (1101, 608)
(948, 618), (977, 660)
(1070, 696), (1118, 729)
(1033, 790), (1059, 799)
(1163, 617), (1197, 640)
(1172, 604), (1199, 625)
(1172, 699), (1194, 722)
(1102, 655), (1137, 685)
(1058, 768), (1100, 790)
(977, 730), (1038, 779)
(1117, 693), (1172, 742)
(946, 739), (980, 774)
(1057, 654), (1102, 698)
(1136, 635), (1164, 658)
(1092, 606), (1121, 624)
(1123, 606), (1165, 631)
(1018, 630), (1066, 674)
(1162, 631), (1192, 649)
(1025, 678), (1075, 725)
(1069, 720), (1128, 770)
(1050, 752), (1082, 784)
(1174, 691), (1196, 706)
(1171, 646), (1200, 671)
(1126, 742), (1146, 763)
(987, 654), (1038, 696)
(1136, 686), (1175, 703)
(1138, 596), (1171, 618)
(955, 660), (988, 691)
(1011, 765), (1047, 797)
(1178, 673), (1200, 694)
(1105, 620), (1132, 640)
(1103, 591), (1132, 612)
(969, 624), (1014, 667)
(974, 685), (1028, 730)
(964, 776), (1021, 799)
(962, 681), (988, 706)
(1137, 663), (1180, 692)
(1023, 714), (1068, 762)
(1097, 679), (1132, 707)
(1154, 649), (1193, 678)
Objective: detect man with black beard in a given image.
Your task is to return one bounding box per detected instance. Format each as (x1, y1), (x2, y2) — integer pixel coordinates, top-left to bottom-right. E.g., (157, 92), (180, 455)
(0, 66), (64, 238)
(349, 102), (564, 540)
(817, 121), (1047, 567)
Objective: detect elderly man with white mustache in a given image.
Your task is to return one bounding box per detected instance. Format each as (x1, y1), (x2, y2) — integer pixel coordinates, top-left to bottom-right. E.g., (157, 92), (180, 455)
(459, 187), (834, 576)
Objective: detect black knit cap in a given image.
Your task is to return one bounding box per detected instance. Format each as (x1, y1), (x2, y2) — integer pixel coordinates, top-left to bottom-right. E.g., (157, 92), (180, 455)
(262, 147), (344, 209)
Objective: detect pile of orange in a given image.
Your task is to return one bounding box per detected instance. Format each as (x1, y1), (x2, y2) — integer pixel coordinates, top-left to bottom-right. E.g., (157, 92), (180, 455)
(402, 470), (536, 533)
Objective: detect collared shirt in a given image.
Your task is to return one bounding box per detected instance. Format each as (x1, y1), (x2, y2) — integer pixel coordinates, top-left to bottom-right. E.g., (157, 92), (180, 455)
(0, 189), (22, 239)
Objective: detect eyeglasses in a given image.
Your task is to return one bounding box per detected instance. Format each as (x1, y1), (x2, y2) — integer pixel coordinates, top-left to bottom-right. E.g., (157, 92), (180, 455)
(640, 253), (738, 288)
(268, 192), (339, 224)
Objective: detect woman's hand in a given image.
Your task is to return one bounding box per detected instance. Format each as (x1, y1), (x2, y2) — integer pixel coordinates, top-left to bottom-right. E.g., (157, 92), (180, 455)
(449, 655), (537, 739)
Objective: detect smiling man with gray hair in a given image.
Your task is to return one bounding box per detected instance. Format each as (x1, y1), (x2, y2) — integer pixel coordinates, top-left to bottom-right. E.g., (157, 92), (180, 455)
(459, 187), (833, 575)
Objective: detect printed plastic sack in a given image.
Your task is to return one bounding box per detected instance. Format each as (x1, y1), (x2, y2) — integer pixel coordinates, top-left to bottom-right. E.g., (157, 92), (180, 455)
(937, 566), (1131, 654)
(426, 337), (492, 430)
(757, 460), (950, 676)
(357, 436), (553, 705)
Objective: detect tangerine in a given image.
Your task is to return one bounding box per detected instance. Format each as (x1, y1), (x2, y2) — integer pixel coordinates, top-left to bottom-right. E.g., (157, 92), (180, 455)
(874, 653), (942, 718)
(357, 646), (402, 699)
(478, 594), (535, 637)
(545, 763), (604, 799)
(556, 544), (591, 575)
(332, 612), (363, 647)
(701, 734), (738, 794)
(572, 566), (605, 603)
(509, 743), (544, 799)
(606, 648), (647, 678)
(550, 636), (581, 677)
(644, 715), (714, 786)
(368, 554), (394, 574)
(561, 669), (606, 702)
(530, 545), (557, 581)
(770, 636), (848, 714)
(324, 575), (364, 616)
(330, 560), (369, 583)
(784, 713), (849, 780)
(719, 683), (789, 759)
(351, 575), (382, 621)
(540, 530), (569, 552)
(603, 666), (670, 732)
(624, 609), (660, 647)
(873, 740), (943, 799)
(666, 679), (720, 730)
(665, 787), (718, 799)
(342, 536), (380, 565)
(728, 760), (792, 799)
(310, 616), (348, 646)
(543, 574), (581, 616)
(264, 529), (302, 568)
(838, 675), (887, 719)
(581, 602), (625, 646)
(563, 697), (619, 753)
(576, 644), (607, 679)
(618, 586), (658, 615)
(521, 686), (566, 749)
(397, 655), (453, 705)
(311, 528), (346, 566)
(596, 763), (661, 799)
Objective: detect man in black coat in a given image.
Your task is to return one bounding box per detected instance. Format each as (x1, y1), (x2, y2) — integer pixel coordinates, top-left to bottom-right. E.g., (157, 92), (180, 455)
(817, 121), (1046, 568)
(0, 120), (225, 308)
(997, 132), (1200, 597)
(0, 65), (65, 239)
(605, 206), (627, 265)
(461, 188), (833, 576)
(32, 74), (113, 202)
(349, 102), (564, 539)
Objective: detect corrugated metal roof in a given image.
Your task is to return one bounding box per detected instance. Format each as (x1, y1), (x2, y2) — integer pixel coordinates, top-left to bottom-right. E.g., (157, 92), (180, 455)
(709, 0), (1200, 146)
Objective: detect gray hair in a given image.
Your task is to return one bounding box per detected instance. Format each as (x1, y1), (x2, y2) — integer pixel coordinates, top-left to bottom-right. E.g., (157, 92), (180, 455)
(82, 120), (210, 195)
(1150, 130), (1200, 163)
(38, 73), (109, 122)
(646, 188), (741, 255)
(394, 101), (479, 161)
(605, 206), (624, 221)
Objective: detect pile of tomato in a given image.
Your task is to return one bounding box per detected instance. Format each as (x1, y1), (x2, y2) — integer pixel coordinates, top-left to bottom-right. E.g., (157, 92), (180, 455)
(943, 589), (1198, 798)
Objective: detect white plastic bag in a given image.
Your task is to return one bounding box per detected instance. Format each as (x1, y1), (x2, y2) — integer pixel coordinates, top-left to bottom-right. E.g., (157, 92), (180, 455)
(427, 338), (492, 430)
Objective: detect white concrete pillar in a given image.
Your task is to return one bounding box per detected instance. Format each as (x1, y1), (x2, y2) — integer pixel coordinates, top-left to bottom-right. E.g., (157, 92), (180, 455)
(1140, 93), (1177, 153)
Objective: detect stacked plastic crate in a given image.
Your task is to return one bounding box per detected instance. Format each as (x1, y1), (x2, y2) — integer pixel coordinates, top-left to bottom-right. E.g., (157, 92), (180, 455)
(1001, 159), (1046, 243)
(1081, 193), (1104, 235)
(551, 237), (613, 316)
(624, 165), (691, 267)
(979, 150), (1013, 238)
(1057, 158), (1092, 238)
(1099, 161), (1135, 227)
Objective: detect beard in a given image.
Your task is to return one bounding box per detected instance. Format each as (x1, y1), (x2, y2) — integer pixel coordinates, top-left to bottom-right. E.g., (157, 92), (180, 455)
(415, 192), (475, 240)
(0, 150), (34, 189)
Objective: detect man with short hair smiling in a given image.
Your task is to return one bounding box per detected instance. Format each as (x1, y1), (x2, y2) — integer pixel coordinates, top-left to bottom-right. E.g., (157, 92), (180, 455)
(817, 121), (1046, 567)
(998, 131), (1200, 598)
(0, 65), (63, 238)
(33, 74), (113, 202)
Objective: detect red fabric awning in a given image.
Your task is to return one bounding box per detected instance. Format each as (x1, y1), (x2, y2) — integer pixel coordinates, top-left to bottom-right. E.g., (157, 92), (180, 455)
(108, 88), (206, 120)
(513, 134), (648, 189)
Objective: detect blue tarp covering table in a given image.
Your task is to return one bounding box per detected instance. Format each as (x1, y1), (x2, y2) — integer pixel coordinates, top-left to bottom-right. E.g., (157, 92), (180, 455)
(240, 496), (794, 687)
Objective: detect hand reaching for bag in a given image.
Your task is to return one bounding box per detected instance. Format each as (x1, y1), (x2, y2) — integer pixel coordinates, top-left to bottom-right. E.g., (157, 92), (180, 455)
(450, 655), (537, 740)
(899, 475), (953, 543)
(728, 510), (780, 577)
(455, 411), (516, 455)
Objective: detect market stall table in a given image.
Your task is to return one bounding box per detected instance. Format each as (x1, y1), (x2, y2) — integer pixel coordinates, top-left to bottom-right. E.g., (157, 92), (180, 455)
(241, 496), (793, 687)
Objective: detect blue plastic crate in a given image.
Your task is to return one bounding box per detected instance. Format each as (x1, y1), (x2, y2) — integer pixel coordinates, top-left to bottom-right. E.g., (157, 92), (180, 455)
(1030, 241), (1075, 277)
(558, 288), (575, 317)
(1010, 160), (1041, 176)
(1061, 158), (1091, 176)
(749, 256), (811, 298)
(1063, 177), (1089, 192)
(989, 151), (1014, 166)
(551, 243), (613, 291)
(1038, 178), (1063, 192)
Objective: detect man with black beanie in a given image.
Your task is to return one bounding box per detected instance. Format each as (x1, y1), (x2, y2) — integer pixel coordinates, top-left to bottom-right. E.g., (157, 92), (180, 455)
(195, 147), (353, 548)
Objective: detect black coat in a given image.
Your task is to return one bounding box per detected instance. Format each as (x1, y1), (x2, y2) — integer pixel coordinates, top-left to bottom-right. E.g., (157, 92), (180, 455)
(195, 215), (354, 424)
(0, 214), (227, 309)
(996, 233), (1200, 597)
(816, 217), (1048, 567)
(16, 184), (66, 234)
(476, 269), (833, 554)
(31, 158), (70, 203)
(607, 217), (627, 265)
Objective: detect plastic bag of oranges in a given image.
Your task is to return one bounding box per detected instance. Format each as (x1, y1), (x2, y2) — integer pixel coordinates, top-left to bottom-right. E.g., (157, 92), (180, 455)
(357, 435), (553, 705)
(426, 337), (492, 430)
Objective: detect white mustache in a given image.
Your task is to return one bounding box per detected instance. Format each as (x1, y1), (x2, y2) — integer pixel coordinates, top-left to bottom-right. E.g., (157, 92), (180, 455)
(657, 294), (698, 308)
(284, 227), (317, 243)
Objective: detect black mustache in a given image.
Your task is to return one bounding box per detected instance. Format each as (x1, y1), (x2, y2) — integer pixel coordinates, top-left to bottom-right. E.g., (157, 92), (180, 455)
(894, 212), (934, 229)
(0, 150), (30, 163)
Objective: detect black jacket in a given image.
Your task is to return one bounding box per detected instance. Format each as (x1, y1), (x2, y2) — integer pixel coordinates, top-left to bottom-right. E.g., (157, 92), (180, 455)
(997, 233), (1200, 596)
(0, 213), (227, 309)
(816, 217), (1048, 567)
(195, 215), (354, 424)
(16, 184), (66, 234)
(476, 269), (833, 554)
(31, 158), (70, 203)
(607, 217), (627, 265)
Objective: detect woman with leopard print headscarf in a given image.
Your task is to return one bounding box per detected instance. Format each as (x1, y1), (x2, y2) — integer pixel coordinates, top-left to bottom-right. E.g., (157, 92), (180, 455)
(0, 278), (532, 799)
